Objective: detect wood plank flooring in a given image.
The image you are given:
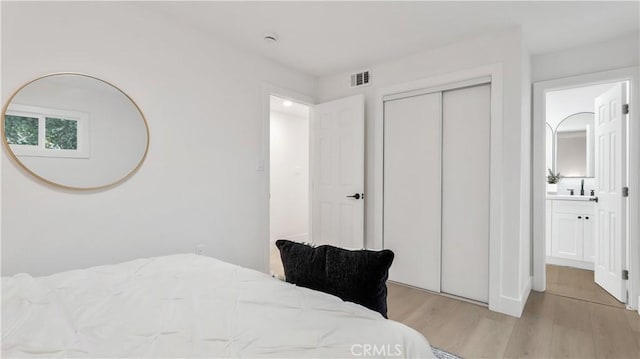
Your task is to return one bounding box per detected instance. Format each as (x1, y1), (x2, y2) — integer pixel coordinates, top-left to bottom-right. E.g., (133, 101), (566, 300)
(387, 279), (639, 359)
(270, 249), (639, 358)
(546, 264), (624, 308)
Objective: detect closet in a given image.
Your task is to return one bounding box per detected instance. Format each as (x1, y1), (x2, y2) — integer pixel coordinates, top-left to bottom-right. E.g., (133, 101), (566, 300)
(383, 79), (491, 303)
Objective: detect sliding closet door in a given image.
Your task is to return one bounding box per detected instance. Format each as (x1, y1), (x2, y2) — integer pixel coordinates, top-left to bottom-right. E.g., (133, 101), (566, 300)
(384, 93), (442, 292)
(441, 84), (491, 303)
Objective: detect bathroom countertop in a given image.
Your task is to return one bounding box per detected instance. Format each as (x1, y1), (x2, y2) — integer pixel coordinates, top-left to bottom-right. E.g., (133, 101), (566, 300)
(546, 194), (596, 201)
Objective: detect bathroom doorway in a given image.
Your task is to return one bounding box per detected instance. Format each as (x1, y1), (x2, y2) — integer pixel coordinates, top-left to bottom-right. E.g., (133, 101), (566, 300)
(269, 95), (311, 278)
(533, 68), (639, 310)
(543, 81), (628, 306)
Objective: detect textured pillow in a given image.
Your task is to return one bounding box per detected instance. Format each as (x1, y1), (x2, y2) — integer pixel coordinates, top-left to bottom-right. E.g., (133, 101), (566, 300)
(274, 240), (328, 292)
(275, 240), (394, 318)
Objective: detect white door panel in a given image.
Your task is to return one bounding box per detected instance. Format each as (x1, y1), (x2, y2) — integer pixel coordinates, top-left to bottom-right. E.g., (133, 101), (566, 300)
(383, 92), (442, 292)
(441, 84), (491, 303)
(594, 83), (627, 302)
(311, 95), (364, 249)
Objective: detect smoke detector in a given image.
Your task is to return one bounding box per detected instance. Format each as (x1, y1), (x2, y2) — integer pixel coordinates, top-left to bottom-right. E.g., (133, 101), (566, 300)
(263, 32), (279, 45)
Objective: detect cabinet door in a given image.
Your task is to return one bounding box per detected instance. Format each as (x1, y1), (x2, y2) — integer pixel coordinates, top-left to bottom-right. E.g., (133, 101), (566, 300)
(583, 215), (594, 262)
(552, 213), (583, 260)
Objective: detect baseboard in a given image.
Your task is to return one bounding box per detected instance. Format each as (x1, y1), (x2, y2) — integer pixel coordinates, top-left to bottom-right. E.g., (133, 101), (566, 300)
(493, 276), (532, 318)
(546, 256), (594, 270)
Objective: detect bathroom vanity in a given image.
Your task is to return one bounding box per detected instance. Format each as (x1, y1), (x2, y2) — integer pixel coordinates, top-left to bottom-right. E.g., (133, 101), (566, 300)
(546, 195), (596, 269)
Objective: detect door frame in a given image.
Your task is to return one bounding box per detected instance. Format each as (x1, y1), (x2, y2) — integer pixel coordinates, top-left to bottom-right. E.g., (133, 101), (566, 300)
(262, 84), (314, 274)
(532, 67), (640, 310)
(373, 63), (505, 314)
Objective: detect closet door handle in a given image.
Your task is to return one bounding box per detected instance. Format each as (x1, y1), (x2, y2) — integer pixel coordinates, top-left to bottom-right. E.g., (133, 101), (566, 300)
(578, 216), (582, 219)
(585, 216), (589, 220)
(346, 193), (361, 200)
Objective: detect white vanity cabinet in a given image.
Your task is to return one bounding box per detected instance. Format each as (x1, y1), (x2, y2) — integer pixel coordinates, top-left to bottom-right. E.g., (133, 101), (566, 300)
(583, 215), (594, 262)
(548, 199), (595, 269)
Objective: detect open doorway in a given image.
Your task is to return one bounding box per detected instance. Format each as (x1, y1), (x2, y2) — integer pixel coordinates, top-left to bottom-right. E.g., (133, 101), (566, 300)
(269, 95), (310, 278)
(543, 81), (629, 308)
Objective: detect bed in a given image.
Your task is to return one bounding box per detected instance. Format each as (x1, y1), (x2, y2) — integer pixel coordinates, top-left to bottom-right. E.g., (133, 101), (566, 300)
(2, 254), (434, 358)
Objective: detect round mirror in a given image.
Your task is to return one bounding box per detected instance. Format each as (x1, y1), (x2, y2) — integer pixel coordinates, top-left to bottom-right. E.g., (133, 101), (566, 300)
(2, 73), (149, 190)
(555, 112), (594, 178)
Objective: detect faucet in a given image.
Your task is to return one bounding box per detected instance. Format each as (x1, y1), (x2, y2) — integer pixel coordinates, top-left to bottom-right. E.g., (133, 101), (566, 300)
(580, 179), (585, 196)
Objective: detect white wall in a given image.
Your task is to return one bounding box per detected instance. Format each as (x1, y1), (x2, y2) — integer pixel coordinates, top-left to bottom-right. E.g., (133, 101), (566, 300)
(519, 39), (532, 296)
(546, 83), (617, 129)
(557, 178), (596, 196)
(269, 110), (309, 243)
(317, 27), (532, 315)
(532, 32), (640, 82)
(1, 2), (315, 276)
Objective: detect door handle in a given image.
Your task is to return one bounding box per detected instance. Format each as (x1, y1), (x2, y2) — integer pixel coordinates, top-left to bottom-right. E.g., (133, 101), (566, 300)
(589, 196), (598, 203)
(346, 193), (362, 200)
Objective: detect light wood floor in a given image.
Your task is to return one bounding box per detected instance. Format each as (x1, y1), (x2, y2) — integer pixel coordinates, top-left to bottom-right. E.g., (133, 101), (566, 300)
(270, 248), (639, 358)
(387, 279), (639, 358)
(546, 264), (624, 308)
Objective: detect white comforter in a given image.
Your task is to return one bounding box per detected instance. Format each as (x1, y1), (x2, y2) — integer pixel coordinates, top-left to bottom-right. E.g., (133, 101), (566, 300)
(2, 254), (433, 358)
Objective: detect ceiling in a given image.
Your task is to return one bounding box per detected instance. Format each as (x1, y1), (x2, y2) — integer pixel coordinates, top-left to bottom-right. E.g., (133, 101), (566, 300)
(270, 95), (310, 118)
(149, 1), (639, 77)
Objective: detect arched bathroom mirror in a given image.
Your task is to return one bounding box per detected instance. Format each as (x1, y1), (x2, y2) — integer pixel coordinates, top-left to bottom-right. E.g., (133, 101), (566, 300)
(2, 73), (149, 190)
(554, 112), (595, 178)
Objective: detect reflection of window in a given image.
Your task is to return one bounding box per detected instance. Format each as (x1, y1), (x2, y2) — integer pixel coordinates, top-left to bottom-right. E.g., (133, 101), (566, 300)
(45, 117), (78, 150)
(5, 115), (39, 145)
(4, 104), (89, 158)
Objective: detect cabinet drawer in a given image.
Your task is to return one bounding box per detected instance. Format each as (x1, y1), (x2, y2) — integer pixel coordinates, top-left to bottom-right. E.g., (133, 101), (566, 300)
(552, 200), (595, 215)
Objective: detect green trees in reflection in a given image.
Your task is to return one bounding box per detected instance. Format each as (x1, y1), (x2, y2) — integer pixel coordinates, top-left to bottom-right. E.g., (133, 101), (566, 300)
(5, 115), (77, 150)
(5, 115), (38, 145)
(45, 117), (77, 150)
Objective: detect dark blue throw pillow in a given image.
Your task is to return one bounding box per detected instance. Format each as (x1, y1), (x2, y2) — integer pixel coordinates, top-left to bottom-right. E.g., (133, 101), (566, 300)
(275, 240), (394, 318)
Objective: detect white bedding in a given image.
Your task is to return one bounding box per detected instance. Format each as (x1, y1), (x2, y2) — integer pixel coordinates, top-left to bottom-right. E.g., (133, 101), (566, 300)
(2, 254), (433, 358)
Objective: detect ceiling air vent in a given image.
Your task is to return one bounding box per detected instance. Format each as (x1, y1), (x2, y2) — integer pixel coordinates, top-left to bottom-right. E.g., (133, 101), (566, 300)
(350, 69), (371, 88)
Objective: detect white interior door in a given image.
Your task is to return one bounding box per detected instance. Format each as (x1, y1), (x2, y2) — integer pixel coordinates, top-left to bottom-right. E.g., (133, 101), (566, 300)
(594, 82), (627, 302)
(441, 84), (491, 303)
(383, 92), (442, 292)
(310, 95), (364, 249)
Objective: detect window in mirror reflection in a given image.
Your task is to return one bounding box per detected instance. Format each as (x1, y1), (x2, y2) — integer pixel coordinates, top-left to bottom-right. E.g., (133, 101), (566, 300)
(4, 104), (88, 158)
(45, 117), (78, 150)
(5, 115), (39, 146)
